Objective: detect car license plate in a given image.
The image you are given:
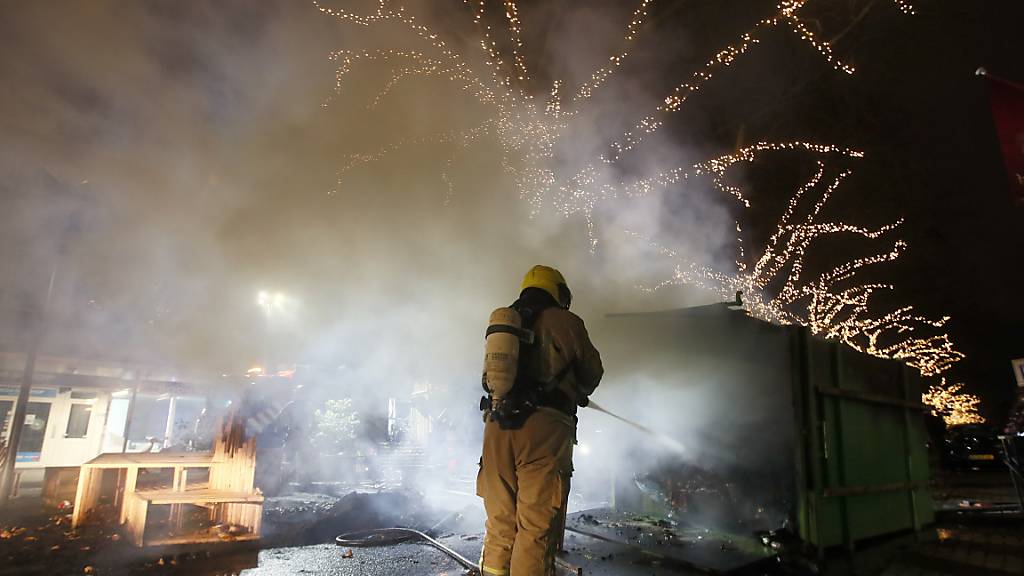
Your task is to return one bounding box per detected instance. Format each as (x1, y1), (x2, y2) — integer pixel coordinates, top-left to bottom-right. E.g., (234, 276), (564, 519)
(968, 454), (995, 461)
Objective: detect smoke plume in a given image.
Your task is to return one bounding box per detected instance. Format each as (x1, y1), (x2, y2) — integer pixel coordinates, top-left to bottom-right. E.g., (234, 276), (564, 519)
(0, 0), (776, 525)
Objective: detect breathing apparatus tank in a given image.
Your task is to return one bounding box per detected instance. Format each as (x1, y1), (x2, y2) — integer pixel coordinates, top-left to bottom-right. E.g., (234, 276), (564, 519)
(483, 307), (526, 401)
(481, 305), (542, 428)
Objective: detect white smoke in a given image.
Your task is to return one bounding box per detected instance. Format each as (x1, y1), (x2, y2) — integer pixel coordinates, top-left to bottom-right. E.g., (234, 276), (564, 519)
(0, 0), (760, 530)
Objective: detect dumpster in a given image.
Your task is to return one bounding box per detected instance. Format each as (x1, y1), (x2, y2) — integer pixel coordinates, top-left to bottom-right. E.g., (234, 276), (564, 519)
(586, 303), (934, 558)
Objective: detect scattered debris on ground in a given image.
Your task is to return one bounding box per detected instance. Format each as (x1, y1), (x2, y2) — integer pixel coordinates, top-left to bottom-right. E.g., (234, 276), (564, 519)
(2, 468), (1022, 575)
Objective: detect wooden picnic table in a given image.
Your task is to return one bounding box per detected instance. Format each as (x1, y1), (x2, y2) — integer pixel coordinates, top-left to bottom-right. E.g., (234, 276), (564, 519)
(71, 452), (217, 528)
(72, 421), (263, 546)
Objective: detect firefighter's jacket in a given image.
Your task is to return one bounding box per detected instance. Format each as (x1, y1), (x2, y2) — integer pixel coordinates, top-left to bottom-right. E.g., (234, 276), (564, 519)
(524, 307), (603, 415)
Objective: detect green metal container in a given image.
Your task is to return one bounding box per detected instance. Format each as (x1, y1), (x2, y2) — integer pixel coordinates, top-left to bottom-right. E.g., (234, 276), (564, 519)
(593, 304), (934, 554)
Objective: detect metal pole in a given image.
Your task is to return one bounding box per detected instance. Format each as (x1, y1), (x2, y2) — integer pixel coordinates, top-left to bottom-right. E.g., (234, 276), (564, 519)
(163, 396), (178, 449)
(263, 312), (272, 373)
(1001, 436), (1024, 512)
(0, 263), (56, 506)
(121, 380), (139, 453)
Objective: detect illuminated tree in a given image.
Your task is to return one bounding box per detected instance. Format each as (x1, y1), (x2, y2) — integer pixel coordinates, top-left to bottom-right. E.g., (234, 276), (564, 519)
(923, 379), (985, 427)
(313, 398), (361, 454)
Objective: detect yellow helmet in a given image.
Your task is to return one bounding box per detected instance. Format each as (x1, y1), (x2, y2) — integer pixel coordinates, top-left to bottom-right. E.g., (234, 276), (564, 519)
(520, 265), (572, 309)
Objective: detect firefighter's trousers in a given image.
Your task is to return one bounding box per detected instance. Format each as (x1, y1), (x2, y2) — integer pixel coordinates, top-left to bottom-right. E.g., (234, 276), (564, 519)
(477, 407), (574, 576)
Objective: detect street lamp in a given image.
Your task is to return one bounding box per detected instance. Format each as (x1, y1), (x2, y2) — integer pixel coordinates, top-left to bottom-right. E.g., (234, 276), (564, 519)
(256, 290), (287, 372)
(257, 290), (285, 316)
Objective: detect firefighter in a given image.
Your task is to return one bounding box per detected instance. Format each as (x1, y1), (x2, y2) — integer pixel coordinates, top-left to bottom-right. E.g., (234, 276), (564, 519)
(478, 265), (603, 575)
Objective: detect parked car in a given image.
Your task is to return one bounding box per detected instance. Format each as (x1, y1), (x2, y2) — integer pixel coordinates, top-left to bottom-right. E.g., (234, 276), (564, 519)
(944, 424), (1005, 469)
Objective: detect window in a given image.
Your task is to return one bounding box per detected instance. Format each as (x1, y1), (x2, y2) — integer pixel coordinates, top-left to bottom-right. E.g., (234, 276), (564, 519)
(0, 400), (11, 441)
(65, 404), (92, 438)
(20, 402), (51, 456)
(127, 396), (170, 443)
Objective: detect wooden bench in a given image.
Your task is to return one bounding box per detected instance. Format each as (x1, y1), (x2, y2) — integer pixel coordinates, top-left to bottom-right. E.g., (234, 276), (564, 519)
(123, 488), (264, 546)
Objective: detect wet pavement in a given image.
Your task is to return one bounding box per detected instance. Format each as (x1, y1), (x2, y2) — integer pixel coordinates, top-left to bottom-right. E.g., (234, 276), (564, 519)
(3, 467), (1022, 576)
(562, 509), (773, 573)
(233, 502), (726, 576)
(243, 532), (716, 576)
(228, 468), (1024, 576)
(879, 516), (1024, 576)
(242, 543), (468, 576)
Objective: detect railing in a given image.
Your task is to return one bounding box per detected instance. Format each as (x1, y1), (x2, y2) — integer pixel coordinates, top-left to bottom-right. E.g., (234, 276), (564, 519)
(999, 435), (1024, 512)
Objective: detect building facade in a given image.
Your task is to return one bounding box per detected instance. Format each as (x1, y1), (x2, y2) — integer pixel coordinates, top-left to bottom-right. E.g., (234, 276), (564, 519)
(0, 352), (206, 497)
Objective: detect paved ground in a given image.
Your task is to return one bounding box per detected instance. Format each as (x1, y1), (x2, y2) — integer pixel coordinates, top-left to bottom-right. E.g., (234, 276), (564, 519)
(243, 532), (721, 576)
(246, 521), (1024, 576)
(241, 543), (467, 576)
(872, 467), (1024, 576)
(879, 520), (1024, 576)
(2, 467), (1022, 575)
(235, 467), (1024, 576)
(933, 468), (1021, 511)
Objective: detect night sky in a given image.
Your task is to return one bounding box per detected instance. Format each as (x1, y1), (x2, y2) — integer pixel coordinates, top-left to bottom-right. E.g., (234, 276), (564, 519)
(1, 1), (1022, 422)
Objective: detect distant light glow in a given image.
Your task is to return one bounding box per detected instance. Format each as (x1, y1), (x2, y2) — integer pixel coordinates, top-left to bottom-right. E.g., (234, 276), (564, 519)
(257, 290), (288, 314)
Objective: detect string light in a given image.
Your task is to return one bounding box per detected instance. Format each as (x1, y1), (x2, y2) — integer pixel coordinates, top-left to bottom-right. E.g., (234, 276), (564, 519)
(890, 0), (916, 15)
(625, 144), (974, 420)
(573, 0), (653, 103)
(315, 0), (904, 224)
(314, 0), (980, 424)
(503, 0), (528, 82)
(923, 379), (984, 427)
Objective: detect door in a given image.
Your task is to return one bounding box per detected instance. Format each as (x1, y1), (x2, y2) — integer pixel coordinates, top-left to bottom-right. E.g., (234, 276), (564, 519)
(17, 402), (51, 463)
(102, 396), (130, 453)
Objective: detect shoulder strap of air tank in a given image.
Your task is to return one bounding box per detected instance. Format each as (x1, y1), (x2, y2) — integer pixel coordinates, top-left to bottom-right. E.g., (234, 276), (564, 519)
(485, 324), (534, 343)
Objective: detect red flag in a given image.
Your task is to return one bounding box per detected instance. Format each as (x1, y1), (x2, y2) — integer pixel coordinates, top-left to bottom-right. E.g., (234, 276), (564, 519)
(981, 69), (1024, 204)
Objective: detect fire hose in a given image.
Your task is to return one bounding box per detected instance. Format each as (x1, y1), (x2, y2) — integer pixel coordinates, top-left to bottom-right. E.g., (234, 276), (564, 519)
(331, 402), (674, 574)
(336, 527), (479, 571)
(335, 527), (583, 575)
(587, 400), (686, 455)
